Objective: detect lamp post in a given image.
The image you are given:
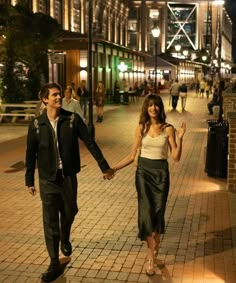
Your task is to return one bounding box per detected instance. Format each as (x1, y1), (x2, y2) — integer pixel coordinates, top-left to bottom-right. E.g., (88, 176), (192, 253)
(175, 44), (181, 80)
(87, 0), (95, 139)
(151, 26), (160, 94)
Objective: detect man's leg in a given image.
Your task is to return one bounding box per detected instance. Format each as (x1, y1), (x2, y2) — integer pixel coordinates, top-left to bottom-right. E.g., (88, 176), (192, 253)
(208, 102), (214, 115)
(60, 175), (78, 256)
(84, 98), (88, 118)
(172, 96), (178, 109)
(41, 192), (63, 282)
(42, 193), (62, 260)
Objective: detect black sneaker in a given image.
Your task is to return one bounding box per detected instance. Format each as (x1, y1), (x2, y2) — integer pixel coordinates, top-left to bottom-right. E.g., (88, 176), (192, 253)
(61, 241), (72, 257)
(41, 261), (63, 282)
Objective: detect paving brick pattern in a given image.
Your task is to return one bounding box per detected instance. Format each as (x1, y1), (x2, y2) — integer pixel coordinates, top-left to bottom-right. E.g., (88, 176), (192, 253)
(0, 91), (236, 283)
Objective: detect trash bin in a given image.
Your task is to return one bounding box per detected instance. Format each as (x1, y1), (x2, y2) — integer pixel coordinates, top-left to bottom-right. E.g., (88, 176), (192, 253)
(205, 119), (229, 178)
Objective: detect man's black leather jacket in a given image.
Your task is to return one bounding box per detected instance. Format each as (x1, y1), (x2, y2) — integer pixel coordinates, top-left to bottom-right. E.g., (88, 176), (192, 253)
(25, 108), (110, 187)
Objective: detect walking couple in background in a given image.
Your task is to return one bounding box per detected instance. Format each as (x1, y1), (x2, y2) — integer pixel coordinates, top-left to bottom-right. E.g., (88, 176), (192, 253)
(170, 79), (188, 111)
(25, 83), (186, 281)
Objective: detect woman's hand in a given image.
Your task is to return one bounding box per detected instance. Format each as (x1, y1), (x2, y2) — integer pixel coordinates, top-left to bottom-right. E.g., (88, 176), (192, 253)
(176, 122), (186, 140)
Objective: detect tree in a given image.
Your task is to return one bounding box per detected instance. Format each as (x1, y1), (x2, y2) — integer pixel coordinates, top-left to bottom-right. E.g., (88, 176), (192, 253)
(0, 3), (61, 102)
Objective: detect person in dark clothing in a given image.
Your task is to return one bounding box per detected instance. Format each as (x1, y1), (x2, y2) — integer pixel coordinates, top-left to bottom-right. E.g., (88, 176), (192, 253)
(25, 82), (115, 282)
(207, 84), (223, 117)
(179, 83), (188, 111)
(77, 80), (89, 118)
(113, 80), (120, 104)
(169, 79), (180, 110)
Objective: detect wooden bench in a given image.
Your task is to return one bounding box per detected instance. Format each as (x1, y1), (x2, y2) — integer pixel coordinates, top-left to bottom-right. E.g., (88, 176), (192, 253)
(0, 113), (35, 123)
(0, 103), (37, 123)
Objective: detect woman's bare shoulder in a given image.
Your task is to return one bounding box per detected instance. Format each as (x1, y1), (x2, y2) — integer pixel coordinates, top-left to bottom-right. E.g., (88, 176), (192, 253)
(163, 123), (174, 135)
(162, 123), (173, 130)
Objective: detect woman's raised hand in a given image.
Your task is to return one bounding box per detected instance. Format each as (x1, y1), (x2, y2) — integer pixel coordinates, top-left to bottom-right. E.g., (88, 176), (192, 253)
(176, 122), (186, 140)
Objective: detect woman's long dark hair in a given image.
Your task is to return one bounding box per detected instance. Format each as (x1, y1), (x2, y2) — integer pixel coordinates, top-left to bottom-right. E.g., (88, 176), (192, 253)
(139, 94), (166, 136)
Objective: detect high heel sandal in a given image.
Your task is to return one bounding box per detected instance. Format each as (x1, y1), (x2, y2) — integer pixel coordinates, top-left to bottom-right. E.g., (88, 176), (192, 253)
(145, 258), (155, 276)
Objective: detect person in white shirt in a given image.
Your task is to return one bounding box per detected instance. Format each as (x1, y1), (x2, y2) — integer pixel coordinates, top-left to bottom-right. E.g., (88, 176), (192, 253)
(62, 86), (86, 122)
(112, 94), (186, 276)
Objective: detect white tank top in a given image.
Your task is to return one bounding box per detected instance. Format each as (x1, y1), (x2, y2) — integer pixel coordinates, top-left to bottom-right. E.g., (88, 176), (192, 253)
(140, 131), (169, 160)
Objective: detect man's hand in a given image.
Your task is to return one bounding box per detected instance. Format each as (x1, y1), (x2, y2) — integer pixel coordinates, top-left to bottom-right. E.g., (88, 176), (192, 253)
(28, 186), (36, 195)
(103, 168), (115, 180)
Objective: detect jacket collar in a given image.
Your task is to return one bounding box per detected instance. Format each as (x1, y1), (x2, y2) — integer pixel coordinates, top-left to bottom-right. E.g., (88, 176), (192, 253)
(37, 108), (72, 125)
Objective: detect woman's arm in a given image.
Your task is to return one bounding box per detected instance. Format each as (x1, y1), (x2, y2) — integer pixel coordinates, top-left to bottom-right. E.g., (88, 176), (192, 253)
(166, 122), (186, 162)
(113, 125), (142, 172)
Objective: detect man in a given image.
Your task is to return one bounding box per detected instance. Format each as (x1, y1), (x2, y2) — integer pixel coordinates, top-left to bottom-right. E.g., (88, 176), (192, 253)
(169, 79), (180, 110)
(207, 83), (223, 118)
(62, 85), (85, 122)
(25, 82), (114, 282)
(200, 79), (206, 98)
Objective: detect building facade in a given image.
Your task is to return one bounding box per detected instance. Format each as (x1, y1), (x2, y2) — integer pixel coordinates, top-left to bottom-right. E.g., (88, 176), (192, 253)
(127, 0), (233, 83)
(1, 0), (148, 93)
(1, 0), (233, 90)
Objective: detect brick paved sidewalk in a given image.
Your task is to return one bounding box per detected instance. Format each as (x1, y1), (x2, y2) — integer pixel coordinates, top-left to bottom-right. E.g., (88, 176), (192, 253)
(0, 91), (236, 283)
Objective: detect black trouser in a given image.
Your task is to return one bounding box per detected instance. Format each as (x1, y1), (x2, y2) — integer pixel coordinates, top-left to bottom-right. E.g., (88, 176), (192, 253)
(39, 173), (78, 260)
(79, 96), (88, 117)
(207, 102), (223, 117)
(171, 95), (179, 109)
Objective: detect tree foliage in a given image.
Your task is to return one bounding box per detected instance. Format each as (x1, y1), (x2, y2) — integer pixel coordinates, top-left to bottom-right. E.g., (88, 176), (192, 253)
(0, 4), (61, 102)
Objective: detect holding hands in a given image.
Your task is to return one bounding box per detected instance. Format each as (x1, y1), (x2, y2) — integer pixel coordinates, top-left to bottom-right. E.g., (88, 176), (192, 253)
(103, 168), (116, 180)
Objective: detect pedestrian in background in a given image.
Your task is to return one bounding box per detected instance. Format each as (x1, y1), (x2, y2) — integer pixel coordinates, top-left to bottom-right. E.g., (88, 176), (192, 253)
(179, 82), (188, 111)
(94, 81), (105, 122)
(35, 91), (46, 117)
(113, 80), (120, 104)
(200, 79), (205, 98)
(207, 83), (223, 117)
(112, 94), (186, 276)
(195, 79), (200, 97)
(62, 86), (85, 122)
(25, 82), (115, 282)
(77, 80), (89, 118)
(169, 79), (180, 110)
(205, 81), (211, 99)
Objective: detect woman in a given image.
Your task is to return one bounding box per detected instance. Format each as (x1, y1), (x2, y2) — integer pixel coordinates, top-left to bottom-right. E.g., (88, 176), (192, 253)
(112, 94), (186, 276)
(94, 81), (105, 122)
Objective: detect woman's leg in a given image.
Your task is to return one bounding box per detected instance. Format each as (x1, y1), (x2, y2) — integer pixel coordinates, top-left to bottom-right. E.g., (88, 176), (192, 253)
(153, 232), (161, 257)
(96, 106), (100, 122)
(145, 236), (155, 275)
(98, 106), (104, 122)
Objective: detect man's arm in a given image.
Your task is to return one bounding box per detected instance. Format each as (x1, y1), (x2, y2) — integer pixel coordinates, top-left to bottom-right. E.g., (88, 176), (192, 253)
(25, 121), (38, 187)
(75, 117), (112, 173)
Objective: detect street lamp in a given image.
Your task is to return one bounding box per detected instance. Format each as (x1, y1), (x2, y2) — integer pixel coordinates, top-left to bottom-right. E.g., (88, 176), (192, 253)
(151, 26), (160, 94)
(183, 50), (189, 58)
(175, 44), (181, 80)
(202, 55), (207, 62)
(87, 0), (95, 139)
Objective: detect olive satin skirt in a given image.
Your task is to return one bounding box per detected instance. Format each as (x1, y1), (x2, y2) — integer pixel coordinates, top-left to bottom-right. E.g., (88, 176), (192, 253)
(135, 157), (170, 241)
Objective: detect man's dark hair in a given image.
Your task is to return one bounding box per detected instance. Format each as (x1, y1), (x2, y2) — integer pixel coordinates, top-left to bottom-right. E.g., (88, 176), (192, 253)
(39, 83), (62, 101)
